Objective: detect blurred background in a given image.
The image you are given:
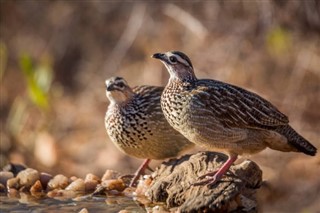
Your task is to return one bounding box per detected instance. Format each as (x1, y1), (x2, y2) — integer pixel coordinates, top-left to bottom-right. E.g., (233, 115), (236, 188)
(1, 1), (319, 211)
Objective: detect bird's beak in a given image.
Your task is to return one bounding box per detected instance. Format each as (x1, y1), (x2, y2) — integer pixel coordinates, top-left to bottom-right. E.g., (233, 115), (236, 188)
(106, 84), (114, 91)
(151, 53), (166, 61)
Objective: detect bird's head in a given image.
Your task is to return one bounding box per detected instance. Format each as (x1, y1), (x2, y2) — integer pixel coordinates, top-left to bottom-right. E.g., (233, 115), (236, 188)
(105, 77), (134, 104)
(152, 51), (197, 82)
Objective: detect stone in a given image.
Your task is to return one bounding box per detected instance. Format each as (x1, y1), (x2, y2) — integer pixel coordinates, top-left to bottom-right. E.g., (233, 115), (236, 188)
(146, 152), (262, 213)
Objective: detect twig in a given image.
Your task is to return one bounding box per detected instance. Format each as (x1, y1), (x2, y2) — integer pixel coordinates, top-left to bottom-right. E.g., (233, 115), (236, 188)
(163, 4), (208, 40)
(103, 3), (147, 75)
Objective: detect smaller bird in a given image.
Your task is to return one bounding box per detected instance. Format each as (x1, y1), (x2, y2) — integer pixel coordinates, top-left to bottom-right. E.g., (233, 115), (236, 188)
(105, 76), (194, 186)
(152, 51), (317, 186)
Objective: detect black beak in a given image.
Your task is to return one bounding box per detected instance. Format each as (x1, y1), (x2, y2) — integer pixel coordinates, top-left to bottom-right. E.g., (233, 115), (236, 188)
(106, 84), (114, 91)
(151, 53), (165, 60)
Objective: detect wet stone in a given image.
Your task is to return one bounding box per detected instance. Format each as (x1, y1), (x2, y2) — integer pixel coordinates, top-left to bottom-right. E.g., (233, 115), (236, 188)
(47, 174), (69, 190)
(101, 179), (126, 192)
(16, 168), (40, 189)
(2, 163), (27, 176)
(0, 171), (14, 186)
(65, 178), (85, 193)
(39, 172), (53, 189)
(102, 170), (120, 181)
(0, 183), (5, 192)
(7, 177), (20, 190)
(30, 180), (43, 194)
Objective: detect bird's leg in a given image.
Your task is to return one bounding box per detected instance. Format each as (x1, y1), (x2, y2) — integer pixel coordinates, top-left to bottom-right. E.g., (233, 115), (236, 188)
(129, 159), (151, 187)
(146, 165), (154, 172)
(193, 154), (238, 186)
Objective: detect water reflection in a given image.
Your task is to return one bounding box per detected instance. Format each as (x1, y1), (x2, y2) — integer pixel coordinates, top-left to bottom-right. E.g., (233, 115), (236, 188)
(0, 194), (146, 213)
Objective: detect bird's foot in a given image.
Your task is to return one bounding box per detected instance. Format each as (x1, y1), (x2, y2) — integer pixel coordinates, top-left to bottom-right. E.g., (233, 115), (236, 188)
(193, 176), (218, 186)
(146, 165), (154, 172)
(192, 154), (238, 187)
(119, 174), (135, 179)
(129, 159), (151, 187)
(193, 172), (223, 187)
(129, 174), (141, 187)
(197, 170), (218, 180)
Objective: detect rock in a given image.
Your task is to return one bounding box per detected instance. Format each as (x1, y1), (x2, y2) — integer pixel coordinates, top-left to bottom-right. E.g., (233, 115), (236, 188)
(70, 176), (78, 182)
(85, 173), (100, 182)
(30, 180), (43, 194)
(39, 172), (53, 190)
(135, 175), (153, 196)
(7, 177), (20, 190)
(0, 183), (5, 192)
(47, 189), (77, 200)
(65, 178), (85, 193)
(146, 152), (262, 213)
(78, 208), (89, 213)
(47, 174), (69, 190)
(101, 179), (126, 192)
(7, 188), (19, 198)
(102, 170), (120, 181)
(0, 171), (14, 186)
(16, 168), (40, 188)
(84, 173), (100, 192)
(2, 163), (27, 176)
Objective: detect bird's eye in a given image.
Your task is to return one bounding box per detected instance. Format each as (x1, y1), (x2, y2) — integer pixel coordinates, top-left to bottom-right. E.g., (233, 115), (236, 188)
(117, 82), (125, 88)
(169, 56), (177, 63)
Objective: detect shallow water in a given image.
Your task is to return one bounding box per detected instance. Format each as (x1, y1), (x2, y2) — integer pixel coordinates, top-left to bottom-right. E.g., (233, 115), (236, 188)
(0, 194), (146, 213)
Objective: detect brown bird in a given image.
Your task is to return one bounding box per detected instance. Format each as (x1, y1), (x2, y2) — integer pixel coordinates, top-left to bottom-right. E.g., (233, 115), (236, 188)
(105, 76), (194, 186)
(152, 51), (317, 186)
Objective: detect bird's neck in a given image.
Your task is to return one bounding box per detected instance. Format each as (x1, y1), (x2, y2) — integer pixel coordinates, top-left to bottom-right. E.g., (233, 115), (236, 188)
(169, 74), (197, 87)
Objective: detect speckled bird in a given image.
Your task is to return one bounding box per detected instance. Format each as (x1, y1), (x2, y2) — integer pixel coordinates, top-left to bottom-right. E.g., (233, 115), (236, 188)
(105, 76), (194, 186)
(152, 51), (317, 186)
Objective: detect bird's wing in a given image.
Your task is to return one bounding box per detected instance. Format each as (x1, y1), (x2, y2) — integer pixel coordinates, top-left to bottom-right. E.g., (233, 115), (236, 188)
(132, 85), (165, 120)
(192, 79), (289, 129)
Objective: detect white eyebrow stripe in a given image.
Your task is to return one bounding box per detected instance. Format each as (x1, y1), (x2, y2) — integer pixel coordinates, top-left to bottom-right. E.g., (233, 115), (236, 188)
(167, 52), (191, 67)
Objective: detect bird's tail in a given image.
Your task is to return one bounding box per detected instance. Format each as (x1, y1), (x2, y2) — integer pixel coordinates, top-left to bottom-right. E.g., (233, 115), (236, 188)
(275, 125), (317, 156)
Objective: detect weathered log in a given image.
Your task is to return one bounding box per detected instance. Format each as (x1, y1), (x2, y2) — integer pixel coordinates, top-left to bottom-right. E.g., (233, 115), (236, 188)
(145, 152), (262, 212)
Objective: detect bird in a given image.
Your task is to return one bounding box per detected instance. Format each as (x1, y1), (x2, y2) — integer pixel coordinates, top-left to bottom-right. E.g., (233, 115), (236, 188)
(152, 51), (317, 186)
(104, 76), (194, 186)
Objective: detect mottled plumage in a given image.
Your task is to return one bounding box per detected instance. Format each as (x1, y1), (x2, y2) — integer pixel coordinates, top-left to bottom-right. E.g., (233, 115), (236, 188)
(105, 76), (194, 186)
(152, 51), (317, 186)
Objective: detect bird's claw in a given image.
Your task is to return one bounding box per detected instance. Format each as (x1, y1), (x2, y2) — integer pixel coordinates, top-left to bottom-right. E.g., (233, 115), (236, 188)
(193, 176), (218, 186)
(197, 171), (218, 180)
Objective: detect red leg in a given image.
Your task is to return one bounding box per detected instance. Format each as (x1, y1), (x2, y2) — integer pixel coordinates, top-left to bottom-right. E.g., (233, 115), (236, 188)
(193, 154), (238, 186)
(129, 159), (151, 187)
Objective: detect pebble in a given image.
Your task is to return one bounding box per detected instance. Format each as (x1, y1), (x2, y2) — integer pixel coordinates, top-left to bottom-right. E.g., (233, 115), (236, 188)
(39, 172), (53, 189)
(78, 208), (89, 213)
(85, 173), (100, 182)
(101, 179), (126, 192)
(85, 180), (98, 192)
(65, 178), (85, 193)
(16, 168), (40, 188)
(84, 173), (100, 192)
(3, 163), (26, 176)
(0, 183), (5, 192)
(1, 164), (138, 204)
(102, 170), (120, 181)
(30, 180), (43, 194)
(118, 210), (130, 213)
(47, 174), (69, 190)
(0, 171), (14, 186)
(7, 188), (19, 198)
(7, 177), (20, 190)
(135, 175), (152, 196)
(47, 189), (77, 200)
(70, 176), (78, 182)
